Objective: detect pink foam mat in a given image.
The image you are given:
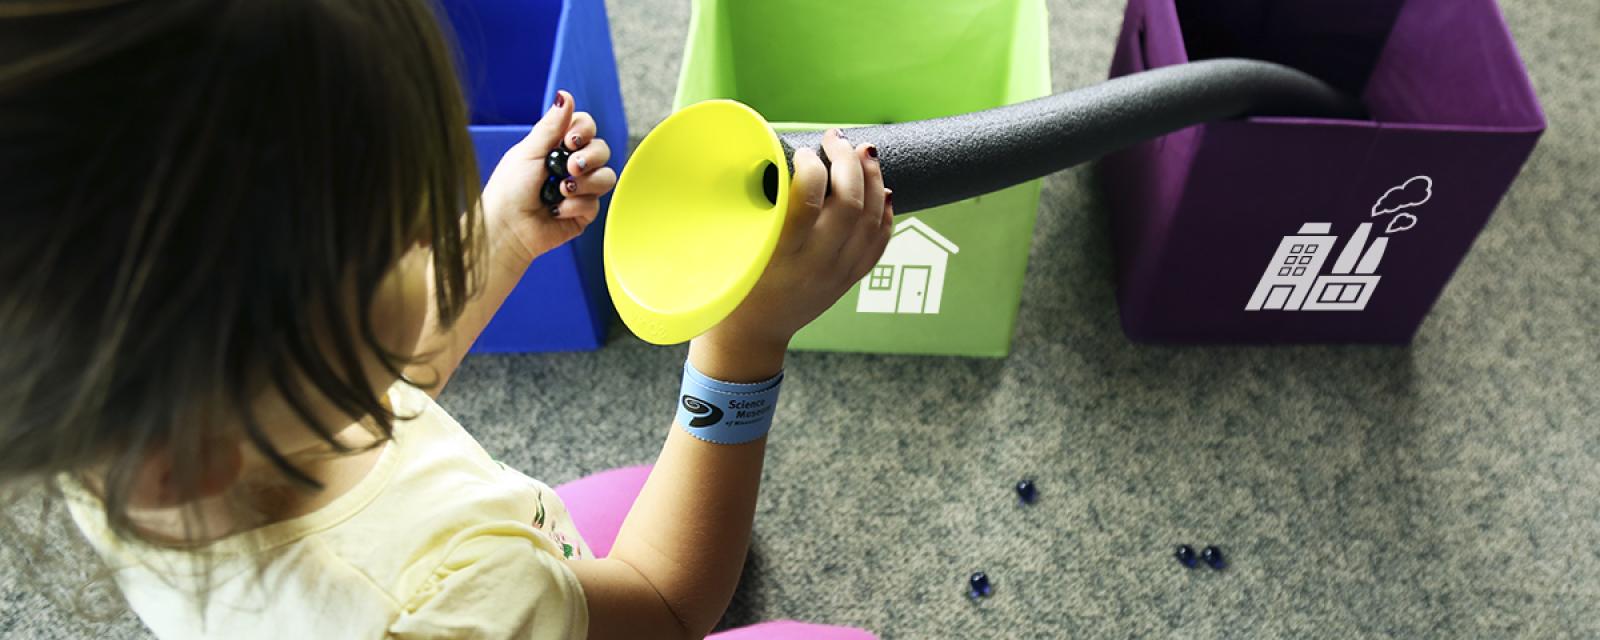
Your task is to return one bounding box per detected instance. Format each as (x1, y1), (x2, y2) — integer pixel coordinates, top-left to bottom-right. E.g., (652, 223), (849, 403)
(555, 466), (876, 639)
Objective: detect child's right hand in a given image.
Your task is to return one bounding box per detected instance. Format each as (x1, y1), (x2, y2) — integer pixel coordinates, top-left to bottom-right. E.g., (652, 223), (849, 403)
(691, 128), (893, 377)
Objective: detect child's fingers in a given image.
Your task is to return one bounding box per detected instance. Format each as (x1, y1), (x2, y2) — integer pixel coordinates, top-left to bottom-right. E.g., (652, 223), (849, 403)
(849, 190), (893, 281)
(820, 129), (863, 211)
(835, 144), (885, 277)
(564, 111), (596, 151)
(520, 90), (575, 159)
(857, 144), (885, 226)
(839, 148), (887, 280)
(567, 138), (611, 176)
(553, 195), (600, 222)
(808, 132), (866, 259)
(779, 147), (827, 254)
(557, 167), (617, 198)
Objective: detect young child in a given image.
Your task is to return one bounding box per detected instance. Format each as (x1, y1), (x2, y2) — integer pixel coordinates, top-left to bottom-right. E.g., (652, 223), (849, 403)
(0, 1), (891, 638)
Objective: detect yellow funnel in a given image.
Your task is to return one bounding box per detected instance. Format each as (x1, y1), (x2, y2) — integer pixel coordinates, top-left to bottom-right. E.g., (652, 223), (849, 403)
(604, 100), (788, 345)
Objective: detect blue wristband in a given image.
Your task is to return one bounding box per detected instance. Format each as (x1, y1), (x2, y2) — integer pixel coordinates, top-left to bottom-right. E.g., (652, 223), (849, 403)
(675, 361), (783, 445)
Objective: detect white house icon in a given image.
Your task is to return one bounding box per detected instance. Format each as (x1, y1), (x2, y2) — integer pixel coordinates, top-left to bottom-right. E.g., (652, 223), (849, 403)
(856, 216), (959, 315)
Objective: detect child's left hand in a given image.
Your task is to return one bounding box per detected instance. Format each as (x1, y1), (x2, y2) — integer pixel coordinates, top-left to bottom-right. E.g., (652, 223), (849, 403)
(482, 90), (616, 263)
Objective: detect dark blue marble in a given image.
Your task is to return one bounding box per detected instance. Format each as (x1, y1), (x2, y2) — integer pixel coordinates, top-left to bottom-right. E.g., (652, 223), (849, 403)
(539, 177), (564, 208)
(1201, 546), (1226, 570)
(968, 571), (993, 598)
(1015, 479), (1037, 504)
(1174, 544), (1198, 568)
(545, 148), (572, 179)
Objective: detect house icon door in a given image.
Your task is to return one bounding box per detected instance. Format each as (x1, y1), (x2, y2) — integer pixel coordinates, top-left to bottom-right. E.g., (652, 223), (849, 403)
(897, 266), (931, 313)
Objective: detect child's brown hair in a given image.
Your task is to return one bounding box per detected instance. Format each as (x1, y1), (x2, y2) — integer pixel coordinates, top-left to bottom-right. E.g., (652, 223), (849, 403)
(0, 0), (482, 544)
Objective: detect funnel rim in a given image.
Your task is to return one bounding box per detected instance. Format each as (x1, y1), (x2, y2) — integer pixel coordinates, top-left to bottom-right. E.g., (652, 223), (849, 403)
(604, 99), (789, 345)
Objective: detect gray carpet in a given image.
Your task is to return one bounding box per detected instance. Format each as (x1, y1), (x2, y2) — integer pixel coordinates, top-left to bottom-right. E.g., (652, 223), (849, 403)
(4, 0), (1598, 638)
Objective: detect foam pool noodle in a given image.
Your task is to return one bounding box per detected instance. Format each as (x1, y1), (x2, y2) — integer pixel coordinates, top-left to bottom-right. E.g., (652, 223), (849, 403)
(604, 59), (1365, 345)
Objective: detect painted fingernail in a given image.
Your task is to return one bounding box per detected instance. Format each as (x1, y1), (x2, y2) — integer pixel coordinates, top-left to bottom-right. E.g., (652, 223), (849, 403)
(865, 144), (878, 159)
(553, 92), (566, 108)
(563, 176), (578, 193)
(576, 156), (588, 172)
(830, 128), (845, 140)
(569, 133), (583, 148)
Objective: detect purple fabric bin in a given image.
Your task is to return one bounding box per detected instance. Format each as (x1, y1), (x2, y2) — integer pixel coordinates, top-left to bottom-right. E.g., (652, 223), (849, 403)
(1099, 0), (1545, 343)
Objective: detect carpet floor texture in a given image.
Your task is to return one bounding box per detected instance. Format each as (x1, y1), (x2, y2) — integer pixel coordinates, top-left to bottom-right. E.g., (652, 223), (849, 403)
(3, 0), (1597, 638)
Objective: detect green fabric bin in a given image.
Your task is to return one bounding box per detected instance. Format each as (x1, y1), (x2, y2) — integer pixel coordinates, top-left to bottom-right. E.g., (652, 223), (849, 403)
(673, 0), (1051, 356)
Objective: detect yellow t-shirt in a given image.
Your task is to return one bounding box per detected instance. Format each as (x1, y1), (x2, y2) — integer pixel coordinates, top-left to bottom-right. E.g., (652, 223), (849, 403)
(63, 383), (590, 639)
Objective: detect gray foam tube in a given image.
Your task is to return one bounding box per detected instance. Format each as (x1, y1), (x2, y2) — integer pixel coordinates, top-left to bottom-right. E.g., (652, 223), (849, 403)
(778, 58), (1365, 214)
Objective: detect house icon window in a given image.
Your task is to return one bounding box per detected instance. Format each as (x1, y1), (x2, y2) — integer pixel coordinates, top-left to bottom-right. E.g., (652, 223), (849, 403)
(867, 265), (895, 291)
(856, 217), (959, 315)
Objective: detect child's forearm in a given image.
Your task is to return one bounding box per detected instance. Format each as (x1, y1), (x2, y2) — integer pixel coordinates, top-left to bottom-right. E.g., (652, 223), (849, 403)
(566, 127), (879, 638)
(581, 338), (785, 639)
(404, 208), (536, 395)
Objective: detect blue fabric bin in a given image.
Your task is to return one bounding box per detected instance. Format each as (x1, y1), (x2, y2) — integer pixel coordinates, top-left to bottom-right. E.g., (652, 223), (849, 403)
(438, 0), (629, 352)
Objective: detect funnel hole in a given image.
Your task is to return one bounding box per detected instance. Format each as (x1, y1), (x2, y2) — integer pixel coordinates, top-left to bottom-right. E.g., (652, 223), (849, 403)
(760, 161), (779, 207)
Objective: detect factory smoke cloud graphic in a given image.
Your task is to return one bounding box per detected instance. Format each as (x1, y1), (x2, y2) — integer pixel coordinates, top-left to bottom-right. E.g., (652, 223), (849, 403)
(1385, 212), (1418, 233)
(1371, 175), (1433, 217)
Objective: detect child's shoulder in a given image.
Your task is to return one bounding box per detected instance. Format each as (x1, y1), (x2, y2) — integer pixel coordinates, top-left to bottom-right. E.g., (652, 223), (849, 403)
(63, 380), (592, 638)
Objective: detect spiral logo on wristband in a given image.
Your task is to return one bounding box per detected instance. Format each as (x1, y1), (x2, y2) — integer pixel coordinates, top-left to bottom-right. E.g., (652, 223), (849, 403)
(680, 395), (723, 427)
